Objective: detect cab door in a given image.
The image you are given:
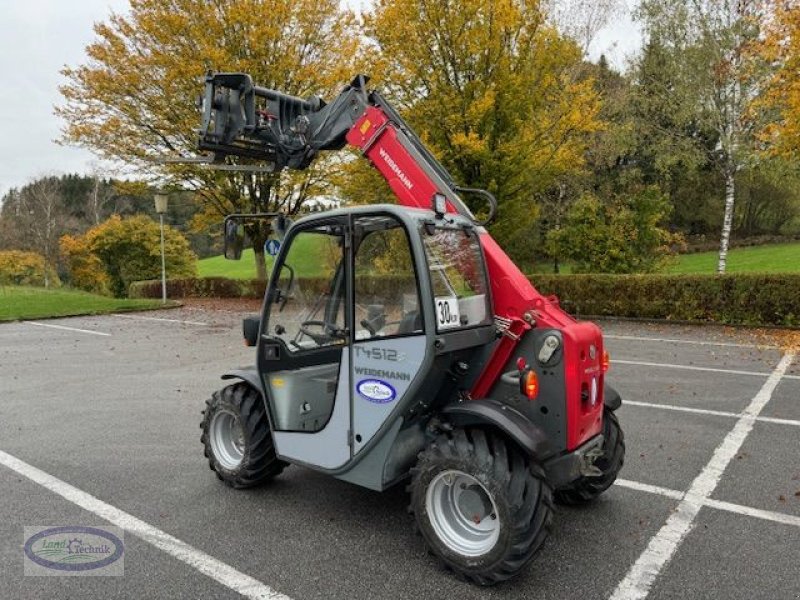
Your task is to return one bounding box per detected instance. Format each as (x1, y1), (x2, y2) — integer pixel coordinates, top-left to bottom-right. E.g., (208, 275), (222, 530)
(349, 214), (428, 454)
(257, 217), (352, 469)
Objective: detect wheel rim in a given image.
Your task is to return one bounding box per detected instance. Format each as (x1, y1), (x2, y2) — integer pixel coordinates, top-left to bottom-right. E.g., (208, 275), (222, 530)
(425, 470), (500, 557)
(209, 410), (246, 470)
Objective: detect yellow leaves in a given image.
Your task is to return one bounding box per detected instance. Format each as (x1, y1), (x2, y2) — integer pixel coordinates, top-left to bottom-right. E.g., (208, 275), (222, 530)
(451, 131), (488, 158)
(59, 235), (110, 295)
(189, 202), (226, 235)
(754, 2), (800, 160)
(366, 0), (601, 203)
(72, 214), (197, 297)
(58, 0), (365, 220)
(0, 251), (60, 287)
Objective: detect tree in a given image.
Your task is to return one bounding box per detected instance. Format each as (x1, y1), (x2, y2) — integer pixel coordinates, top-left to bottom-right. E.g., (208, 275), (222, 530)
(85, 164), (116, 225)
(547, 182), (682, 273)
(78, 214), (198, 297)
(544, 0), (626, 55)
(362, 0), (603, 264)
(635, 0), (765, 273)
(538, 54), (635, 273)
(58, 0), (363, 279)
(756, 1), (800, 161)
(12, 176), (69, 288)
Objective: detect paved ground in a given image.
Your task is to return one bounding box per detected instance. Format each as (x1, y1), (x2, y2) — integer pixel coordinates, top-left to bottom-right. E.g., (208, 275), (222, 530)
(0, 307), (798, 599)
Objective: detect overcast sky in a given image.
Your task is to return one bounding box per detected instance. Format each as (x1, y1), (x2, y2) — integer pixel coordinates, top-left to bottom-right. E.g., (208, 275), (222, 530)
(0, 0), (641, 199)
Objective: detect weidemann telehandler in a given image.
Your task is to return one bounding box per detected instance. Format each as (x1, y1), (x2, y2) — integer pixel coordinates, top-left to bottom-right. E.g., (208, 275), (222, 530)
(197, 72), (625, 585)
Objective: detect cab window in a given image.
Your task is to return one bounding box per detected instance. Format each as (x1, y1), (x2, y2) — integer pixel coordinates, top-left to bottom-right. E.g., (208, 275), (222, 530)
(421, 227), (490, 331)
(354, 216), (423, 340)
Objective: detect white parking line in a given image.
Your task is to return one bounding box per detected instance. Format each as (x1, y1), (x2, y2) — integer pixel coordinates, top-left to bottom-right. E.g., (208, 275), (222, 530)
(703, 498), (800, 528)
(615, 478), (684, 500)
(112, 314), (209, 326)
(614, 359), (770, 378)
(615, 479), (800, 528)
(24, 321), (111, 337)
(609, 352), (794, 600)
(623, 400), (800, 428)
(605, 334), (773, 349)
(0, 449), (290, 600)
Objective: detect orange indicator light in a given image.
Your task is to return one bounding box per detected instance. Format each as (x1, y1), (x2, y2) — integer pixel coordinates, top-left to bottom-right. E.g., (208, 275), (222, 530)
(524, 370), (539, 400)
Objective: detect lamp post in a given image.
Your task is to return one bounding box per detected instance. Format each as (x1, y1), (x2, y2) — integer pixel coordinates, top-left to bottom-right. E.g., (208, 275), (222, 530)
(154, 192), (168, 304)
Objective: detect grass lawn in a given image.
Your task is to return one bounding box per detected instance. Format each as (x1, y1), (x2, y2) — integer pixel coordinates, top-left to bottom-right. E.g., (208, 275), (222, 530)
(664, 242), (800, 274)
(0, 286), (165, 321)
(198, 234), (329, 280)
(528, 242), (800, 275)
(197, 249), (265, 280)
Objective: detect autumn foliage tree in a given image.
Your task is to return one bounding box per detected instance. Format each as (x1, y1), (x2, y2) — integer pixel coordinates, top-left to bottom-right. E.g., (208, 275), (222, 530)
(356, 0), (602, 264)
(58, 0), (363, 279)
(757, 1), (800, 161)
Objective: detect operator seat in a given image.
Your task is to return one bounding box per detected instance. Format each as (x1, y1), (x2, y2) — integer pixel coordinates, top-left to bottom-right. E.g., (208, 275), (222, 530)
(397, 311), (422, 335)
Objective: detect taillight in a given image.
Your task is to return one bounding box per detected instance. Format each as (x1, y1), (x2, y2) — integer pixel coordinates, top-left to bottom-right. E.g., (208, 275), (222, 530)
(602, 350), (610, 373)
(523, 370), (539, 400)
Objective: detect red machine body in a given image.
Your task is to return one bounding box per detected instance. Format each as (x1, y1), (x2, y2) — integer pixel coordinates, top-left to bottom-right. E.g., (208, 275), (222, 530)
(347, 106), (604, 450)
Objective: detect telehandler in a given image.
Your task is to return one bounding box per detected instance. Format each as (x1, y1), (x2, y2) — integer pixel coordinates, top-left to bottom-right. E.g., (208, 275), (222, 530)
(197, 72), (625, 584)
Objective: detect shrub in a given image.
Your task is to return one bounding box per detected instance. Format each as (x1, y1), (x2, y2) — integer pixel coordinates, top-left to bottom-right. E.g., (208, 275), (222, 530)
(59, 234), (110, 294)
(85, 215), (197, 297)
(0, 250), (60, 287)
(547, 186), (684, 274)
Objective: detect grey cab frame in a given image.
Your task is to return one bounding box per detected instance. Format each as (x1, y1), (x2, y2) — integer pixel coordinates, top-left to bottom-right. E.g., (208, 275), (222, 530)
(247, 204), (497, 490)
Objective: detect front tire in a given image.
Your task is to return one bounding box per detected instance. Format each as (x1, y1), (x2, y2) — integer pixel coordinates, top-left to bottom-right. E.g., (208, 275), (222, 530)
(200, 383), (286, 488)
(409, 428), (553, 585)
(555, 408), (625, 505)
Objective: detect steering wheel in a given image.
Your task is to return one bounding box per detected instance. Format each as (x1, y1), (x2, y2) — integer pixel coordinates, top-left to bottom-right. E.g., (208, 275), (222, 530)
(299, 320), (340, 345)
(360, 319), (377, 337)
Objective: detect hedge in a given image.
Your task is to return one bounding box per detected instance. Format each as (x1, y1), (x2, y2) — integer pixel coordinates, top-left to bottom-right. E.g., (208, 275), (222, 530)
(130, 273), (800, 327)
(530, 273), (800, 327)
(130, 274), (423, 300)
(130, 277), (267, 299)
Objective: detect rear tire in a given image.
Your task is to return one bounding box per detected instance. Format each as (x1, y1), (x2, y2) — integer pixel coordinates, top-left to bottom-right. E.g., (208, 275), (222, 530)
(555, 408), (625, 505)
(409, 428), (553, 585)
(200, 383), (286, 488)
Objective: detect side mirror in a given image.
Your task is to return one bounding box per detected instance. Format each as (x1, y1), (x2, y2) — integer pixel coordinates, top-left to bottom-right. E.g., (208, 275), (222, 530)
(223, 217), (244, 260)
(242, 315), (260, 347)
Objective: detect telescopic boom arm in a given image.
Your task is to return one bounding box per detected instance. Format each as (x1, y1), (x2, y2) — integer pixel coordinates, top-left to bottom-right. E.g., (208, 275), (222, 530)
(198, 72), (602, 444)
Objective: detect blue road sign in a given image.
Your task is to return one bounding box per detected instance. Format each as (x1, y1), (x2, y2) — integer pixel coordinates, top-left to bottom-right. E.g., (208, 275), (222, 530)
(265, 239), (281, 256)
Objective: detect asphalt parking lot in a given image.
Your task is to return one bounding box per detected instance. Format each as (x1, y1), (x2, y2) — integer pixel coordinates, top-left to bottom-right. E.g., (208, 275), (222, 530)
(1, 307), (798, 599)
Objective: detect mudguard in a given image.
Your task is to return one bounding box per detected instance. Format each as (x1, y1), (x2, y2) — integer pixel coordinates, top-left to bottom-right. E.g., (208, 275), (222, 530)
(604, 383), (622, 411)
(440, 399), (553, 459)
(221, 366), (264, 397)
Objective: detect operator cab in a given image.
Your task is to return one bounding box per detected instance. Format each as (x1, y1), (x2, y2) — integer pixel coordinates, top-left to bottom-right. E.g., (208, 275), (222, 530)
(230, 205), (495, 473)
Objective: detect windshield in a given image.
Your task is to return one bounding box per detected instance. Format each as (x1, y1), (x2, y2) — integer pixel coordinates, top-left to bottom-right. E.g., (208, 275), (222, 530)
(421, 227), (491, 331)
